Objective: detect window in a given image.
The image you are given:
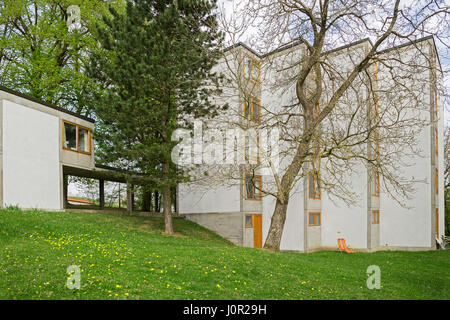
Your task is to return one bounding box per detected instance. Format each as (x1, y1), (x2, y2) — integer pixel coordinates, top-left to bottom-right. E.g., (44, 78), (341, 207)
(308, 212), (321, 226)
(244, 95), (261, 123)
(243, 54), (260, 82)
(372, 131), (380, 158)
(435, 128), (438, 156)
(244, 134), (259, 163)
(78, 127), (90, 153)
(372, 170), (380, 197)
(64, 122), (77, 151)
(245, 215), (253, 228)
(434, 54), (438, 117)
(245, 174), (262, 200)
(308, 172), (321, 199)
(372, 210), (380, 224)
(63, 121), (91, 154)
(436, 169), (438, 194)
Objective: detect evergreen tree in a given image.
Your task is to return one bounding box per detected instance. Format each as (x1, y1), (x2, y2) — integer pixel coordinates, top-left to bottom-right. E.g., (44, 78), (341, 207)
(87, 0), (226, 233)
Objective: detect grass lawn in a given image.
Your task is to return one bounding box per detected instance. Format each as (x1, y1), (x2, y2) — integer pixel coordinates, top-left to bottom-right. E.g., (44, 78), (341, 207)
(0, 208), (448, 300)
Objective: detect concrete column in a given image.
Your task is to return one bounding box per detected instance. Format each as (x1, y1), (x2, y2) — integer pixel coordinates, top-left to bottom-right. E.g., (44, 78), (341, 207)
(99, 179), (105, 210)
(143, 190), (151, 212)
(63, 174), (68, 209)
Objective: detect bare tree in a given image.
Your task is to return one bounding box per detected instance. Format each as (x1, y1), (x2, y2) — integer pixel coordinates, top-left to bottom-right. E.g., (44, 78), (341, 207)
(196, 0), (448, 250)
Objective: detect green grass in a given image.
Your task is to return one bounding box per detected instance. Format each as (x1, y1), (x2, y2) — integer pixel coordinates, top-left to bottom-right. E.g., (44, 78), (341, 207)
(0, 208), (448, 300)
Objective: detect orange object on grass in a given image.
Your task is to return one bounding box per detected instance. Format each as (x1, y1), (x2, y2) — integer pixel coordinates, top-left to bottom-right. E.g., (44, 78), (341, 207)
(337, 238), (355, 253)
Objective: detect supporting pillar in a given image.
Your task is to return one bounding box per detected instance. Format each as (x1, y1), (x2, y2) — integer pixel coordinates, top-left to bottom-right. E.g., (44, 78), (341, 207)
(154, 190), (159, 213)
(99, 179), (105, 210)
(63, 174), (68, 209)
(143, 190), (151, 212)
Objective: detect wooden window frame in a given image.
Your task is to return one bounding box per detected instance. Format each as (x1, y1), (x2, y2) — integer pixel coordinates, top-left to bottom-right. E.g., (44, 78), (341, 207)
(434, 54), (438, 117)
(244, 174), (262, 201)
(435, 128), (438, 156)
(308, 212), (321, 226)
(372, 210), (380, 224)
(62, 120), (92, 155)
(372, 170), (380, 197)
(436, 168), (438, 194)
(308, 172), (321, 200)
(243, 54), (260, 83)
(245, 214), (253, 228)
(243, 94), (261, 123)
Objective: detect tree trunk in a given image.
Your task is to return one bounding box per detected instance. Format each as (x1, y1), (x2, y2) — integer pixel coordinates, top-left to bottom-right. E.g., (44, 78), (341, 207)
(162, 162), (174, 234)
(263, 198), (289, 250)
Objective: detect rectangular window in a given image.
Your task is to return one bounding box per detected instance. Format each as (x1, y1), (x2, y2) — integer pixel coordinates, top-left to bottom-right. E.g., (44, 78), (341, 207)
(243, 54), (260, 82)
(372, 170), (380, 197)
(244, 56), (252, 80)
(308, 172), (321, 199)
(243, 95), (261, 123)
(436, 169), (438, 194)
(435, 128), (438, 156)
(245, 174), (262, 200)
(245, 215), (253, 228)
(64, 122), (77, 151)
(372, 210), (380, 224)
(308, 212), (321, 226)
(63, 121), (91, 154)
(244, 134), (259, 163)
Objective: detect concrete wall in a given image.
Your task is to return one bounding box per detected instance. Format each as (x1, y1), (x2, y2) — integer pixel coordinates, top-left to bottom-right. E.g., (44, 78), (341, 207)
(0, 88), (95, 211)
(321, 164), (368, 249)
(185, 211), (243, 246)
(2, 99), (61, 210)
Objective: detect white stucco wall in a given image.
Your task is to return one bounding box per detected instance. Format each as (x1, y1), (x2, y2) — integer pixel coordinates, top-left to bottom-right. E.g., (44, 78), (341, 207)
(178, 183), (240, 214)
(321, 164), (368, 249)
(2, 99), (61, 210)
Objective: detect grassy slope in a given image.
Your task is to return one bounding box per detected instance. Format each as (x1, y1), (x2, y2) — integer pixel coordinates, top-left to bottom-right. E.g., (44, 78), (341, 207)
(0, 209), (448, 300)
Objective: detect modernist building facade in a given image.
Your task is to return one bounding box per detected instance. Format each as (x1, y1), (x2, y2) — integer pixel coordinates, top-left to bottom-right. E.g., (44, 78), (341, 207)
(0, 85), (138, 212)
(178, 36), (445, 252)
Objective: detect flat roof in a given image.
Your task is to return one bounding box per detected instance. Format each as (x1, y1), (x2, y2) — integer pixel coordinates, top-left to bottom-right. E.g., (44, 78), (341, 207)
(0, 85), (95, 123)
(224, 35), (440, 69)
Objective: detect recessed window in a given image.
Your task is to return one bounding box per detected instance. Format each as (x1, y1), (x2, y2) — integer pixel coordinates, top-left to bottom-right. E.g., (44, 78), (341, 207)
(436, 169), (438, 194)
(245, 215), (253, 228)
(308, 212), (321, 226)
(435, 128), (438, 156)
(243, 54), (260, 82)
(63, 121), (91, 154)
(308, 172), (321, 199)
(372, 170), (380, 197)
(244, 134), (259, 163)
(372, 210), (380, 224)
(244, 95), (261, 123)
(245, 174), (262, 200)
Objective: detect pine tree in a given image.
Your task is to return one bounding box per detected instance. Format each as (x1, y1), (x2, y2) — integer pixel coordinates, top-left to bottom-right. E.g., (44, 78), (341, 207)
(87, 0), (226, 234)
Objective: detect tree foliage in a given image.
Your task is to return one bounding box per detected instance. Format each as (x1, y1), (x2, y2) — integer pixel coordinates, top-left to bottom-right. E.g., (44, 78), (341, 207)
(87, 0), (227, 233)
(0, 0), (125, 115)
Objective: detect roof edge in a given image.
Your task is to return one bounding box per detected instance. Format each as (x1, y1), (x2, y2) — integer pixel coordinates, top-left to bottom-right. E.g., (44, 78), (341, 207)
(0, 85), (95, 123)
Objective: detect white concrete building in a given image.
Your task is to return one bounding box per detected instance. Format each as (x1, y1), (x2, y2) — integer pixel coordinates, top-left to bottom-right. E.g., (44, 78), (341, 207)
(178, 36), (445, 252)
(0, 86), (137, 211)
